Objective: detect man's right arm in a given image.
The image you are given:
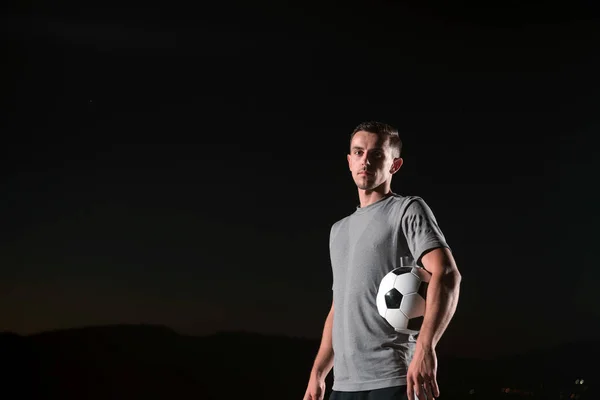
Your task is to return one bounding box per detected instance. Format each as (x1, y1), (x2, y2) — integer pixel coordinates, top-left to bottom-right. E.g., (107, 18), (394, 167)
(312, 301), (335, 377)
(303, 301), (334, 400)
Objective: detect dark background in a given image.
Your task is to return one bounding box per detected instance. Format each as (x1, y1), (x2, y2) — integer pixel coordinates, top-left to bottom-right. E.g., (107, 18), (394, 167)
(1, 0), (599, 368)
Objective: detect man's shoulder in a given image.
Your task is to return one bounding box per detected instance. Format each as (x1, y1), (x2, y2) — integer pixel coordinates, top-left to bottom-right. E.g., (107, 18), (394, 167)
(387, 194), (439, 220)
(388, 193), (424, 209)
(329, 208), (358, 237)
(331, 214), (351, 230)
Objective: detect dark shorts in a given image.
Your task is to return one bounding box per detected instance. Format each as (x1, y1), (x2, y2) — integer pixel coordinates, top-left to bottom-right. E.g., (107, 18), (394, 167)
(329, 385), (408, 400)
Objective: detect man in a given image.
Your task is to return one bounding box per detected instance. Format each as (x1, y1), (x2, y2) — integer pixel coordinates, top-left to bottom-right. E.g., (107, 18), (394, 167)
(303, 121), (461, 400)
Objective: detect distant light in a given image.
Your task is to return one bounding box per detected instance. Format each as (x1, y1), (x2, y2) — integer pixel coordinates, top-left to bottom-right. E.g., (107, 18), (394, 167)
(469, 389), (475, 395)
(580, 379), (584, 384)
(575, 379), (580, 385)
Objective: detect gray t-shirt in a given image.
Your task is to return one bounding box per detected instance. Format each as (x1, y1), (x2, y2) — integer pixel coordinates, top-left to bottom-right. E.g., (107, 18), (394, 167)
(329, 193), (450, 391)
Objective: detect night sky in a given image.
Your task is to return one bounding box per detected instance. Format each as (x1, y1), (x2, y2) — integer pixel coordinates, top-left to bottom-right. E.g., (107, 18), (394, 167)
(2, 1), (599, 359)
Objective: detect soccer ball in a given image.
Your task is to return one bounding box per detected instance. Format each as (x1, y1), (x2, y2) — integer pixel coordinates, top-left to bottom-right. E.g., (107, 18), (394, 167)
(376, 266), (431, 334)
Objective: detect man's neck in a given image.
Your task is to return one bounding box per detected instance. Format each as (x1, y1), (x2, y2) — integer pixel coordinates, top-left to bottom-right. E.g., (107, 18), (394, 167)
(358, 187), (393, 208)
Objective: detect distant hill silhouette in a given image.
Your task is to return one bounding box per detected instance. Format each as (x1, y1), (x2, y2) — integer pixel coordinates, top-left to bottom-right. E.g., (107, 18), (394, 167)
(0, 325), (322, 399)
(1, 325), (597, 399)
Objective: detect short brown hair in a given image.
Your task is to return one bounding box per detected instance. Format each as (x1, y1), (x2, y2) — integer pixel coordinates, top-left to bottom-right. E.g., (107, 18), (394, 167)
(350, 121), (402, 158)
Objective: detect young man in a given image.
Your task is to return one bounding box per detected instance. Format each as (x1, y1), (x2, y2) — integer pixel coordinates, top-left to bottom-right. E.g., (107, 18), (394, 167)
(303, 122), (462, 400)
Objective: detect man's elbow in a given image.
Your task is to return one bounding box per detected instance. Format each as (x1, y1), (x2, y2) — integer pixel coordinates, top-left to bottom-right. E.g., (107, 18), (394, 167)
(446, 268), (461, 289)
(435, 265), (461, 289)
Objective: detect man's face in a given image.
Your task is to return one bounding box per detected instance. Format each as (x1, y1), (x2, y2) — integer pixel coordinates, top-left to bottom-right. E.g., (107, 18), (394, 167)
(347, 131), (403, 191)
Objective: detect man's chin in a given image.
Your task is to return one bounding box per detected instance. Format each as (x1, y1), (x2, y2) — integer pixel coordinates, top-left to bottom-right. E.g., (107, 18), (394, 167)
(354, 177), (384, 191)
(355, 182), (376, 191)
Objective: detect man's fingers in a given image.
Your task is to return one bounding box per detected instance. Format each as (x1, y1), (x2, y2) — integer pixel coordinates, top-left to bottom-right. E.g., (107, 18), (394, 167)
(424, 381), (434, 400)
(422, 375), (439, 399)
(409, 375), (440, 400)
(431, 378), (440, 398)
(407, 378), (415, 400)
(416, 374), (425, 385)
(414, 379), (424, 400)
(420, 378), (440, 400)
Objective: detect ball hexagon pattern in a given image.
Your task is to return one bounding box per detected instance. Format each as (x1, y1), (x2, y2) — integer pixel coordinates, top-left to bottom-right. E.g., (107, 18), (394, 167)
(376, 266), (431, 334)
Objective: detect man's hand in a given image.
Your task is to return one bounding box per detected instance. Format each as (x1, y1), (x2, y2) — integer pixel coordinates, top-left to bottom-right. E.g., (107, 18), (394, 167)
(406, 344), (440, 400)
(303, 371), (326, 400)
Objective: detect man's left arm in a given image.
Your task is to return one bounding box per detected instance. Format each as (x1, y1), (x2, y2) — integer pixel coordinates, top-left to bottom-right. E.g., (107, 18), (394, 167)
(406, 247), (462, 400)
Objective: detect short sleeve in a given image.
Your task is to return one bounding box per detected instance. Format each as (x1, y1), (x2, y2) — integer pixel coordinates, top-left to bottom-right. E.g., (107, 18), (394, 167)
(401, 197), (450, 266)
(330, 221), (341, 291)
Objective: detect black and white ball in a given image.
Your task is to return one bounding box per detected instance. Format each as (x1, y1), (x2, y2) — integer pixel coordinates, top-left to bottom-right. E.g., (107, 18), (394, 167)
(376, 266), (431, 334)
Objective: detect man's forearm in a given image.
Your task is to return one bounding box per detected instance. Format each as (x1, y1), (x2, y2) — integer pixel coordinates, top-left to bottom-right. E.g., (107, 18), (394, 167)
(417, 269), (461, 350)
(311, 306), (335, 378)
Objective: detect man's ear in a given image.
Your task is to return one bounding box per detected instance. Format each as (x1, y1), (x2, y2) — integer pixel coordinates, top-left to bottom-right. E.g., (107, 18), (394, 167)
(347, 153), (352, 171)
(390, 157), (403, 174)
